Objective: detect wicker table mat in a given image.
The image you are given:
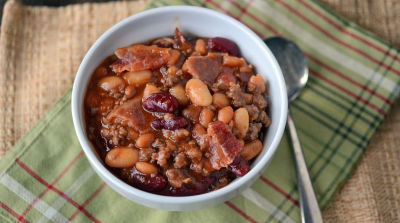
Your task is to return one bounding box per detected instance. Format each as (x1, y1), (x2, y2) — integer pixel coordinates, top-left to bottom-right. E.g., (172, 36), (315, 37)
(316, 1), (400, 222)
(0, 0), (399, 222)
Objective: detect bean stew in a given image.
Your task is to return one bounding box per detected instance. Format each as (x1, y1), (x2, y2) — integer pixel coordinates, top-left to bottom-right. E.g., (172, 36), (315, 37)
(84, 28), (270, 196)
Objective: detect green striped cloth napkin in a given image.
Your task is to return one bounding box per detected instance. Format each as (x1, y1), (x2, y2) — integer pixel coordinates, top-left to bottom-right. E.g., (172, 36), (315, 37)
(1, 0), (400, 222)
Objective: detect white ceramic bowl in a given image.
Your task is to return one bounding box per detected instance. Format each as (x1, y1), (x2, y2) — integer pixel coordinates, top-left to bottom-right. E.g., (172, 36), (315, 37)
(72, 6), (287, 211)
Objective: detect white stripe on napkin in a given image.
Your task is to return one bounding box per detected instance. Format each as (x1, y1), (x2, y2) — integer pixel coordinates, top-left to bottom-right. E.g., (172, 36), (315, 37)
(0, 173), (68, 223)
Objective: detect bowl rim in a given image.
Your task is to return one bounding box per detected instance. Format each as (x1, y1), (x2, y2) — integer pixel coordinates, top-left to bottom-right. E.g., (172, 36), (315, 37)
(71, 5), (288, 205)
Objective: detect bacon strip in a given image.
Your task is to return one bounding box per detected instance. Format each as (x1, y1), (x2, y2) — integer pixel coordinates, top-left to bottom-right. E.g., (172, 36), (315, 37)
(207, 121), (243, 169)
(106, 97), (146, 131)
(111, 44), (180, 73)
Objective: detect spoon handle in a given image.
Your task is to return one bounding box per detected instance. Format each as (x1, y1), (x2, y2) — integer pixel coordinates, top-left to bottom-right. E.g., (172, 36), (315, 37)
(287, 109), (324, 223)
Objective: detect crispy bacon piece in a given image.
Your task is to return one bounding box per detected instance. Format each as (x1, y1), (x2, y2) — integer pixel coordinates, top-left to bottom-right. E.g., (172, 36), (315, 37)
(207, 121), (243, 170)
(215, 72), (237, 90)
(111, 44), (180, 73)
(174, 28), (192, 50)
(182, 55), (221, 85)
(106, 97), (146, 131)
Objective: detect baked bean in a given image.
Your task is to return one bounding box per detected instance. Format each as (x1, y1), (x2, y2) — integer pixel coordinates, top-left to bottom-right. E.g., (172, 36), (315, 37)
(128, 130), (139, 140)
(234, 107), (249, 137)
(199, 108), (215, 128)
(212, 93), (230, 108)
(167, 65), (179, 76)
(136, 133), (155, 148)
(136, 161), (158, 175)
(222, 55), (245, 67)
(247, 74), (265, 93)
(185, 79), (212, 106)
(241, 139), (263, 161)
(170, 84), (189, 105)
(218, 106), (234, 124)
(143, 83), (160, 99)
(124, 85), (136, 99)
(105, 147), (139, 168)
(124, 70), (152, 86)
(98, 76), (125, 92)
(195, 39), (207, 55)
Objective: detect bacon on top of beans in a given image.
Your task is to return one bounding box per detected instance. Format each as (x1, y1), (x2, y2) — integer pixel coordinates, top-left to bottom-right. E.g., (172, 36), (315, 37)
(84, 28), (270, 196)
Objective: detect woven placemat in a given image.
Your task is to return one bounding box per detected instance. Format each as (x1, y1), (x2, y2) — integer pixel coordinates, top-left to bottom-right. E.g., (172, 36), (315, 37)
(314, 1), (400, 222)
(0, 0), (148, 155)
(0, 0), (399, 222)
(320, 0), (400, 48)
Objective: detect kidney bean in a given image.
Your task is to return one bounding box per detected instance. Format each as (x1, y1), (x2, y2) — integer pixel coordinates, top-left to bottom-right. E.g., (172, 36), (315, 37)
(164, 117), (188, 130)
(208, 37), (239, 56)
(170, 185), (206, 196)
(151, 117), (188, 130)
(130, 170), (167, 192)
(142, 92), (179, 113)
(228, 156), (250, 177)
(201, 175), (217, 188)
(151, 119), (164, 130)
(171, 173), (218, 196)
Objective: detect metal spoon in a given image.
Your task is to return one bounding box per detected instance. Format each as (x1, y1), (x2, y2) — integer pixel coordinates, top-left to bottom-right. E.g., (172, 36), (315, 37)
(264, 37), (324, 223)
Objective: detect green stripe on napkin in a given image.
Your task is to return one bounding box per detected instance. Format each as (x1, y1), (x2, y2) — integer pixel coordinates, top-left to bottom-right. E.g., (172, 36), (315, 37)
(1, 0), (399, 222)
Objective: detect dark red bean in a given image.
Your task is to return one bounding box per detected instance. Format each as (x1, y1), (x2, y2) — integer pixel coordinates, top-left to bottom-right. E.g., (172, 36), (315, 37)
(151, 119), (164, 130)
(208, 37), (239, 56)
(164, 117), (188, 130)
(170, 186), (206, 196)
(130, 171), (167, 192)
(151, 117), (188, 130)
(228, 156), (250, 177)
(142, 92), (179, 113)
(201, 175), (217, 190)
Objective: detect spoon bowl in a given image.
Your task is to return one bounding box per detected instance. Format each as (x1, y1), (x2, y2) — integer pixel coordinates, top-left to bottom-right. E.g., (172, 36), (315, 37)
(264, 37), (308, 102)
